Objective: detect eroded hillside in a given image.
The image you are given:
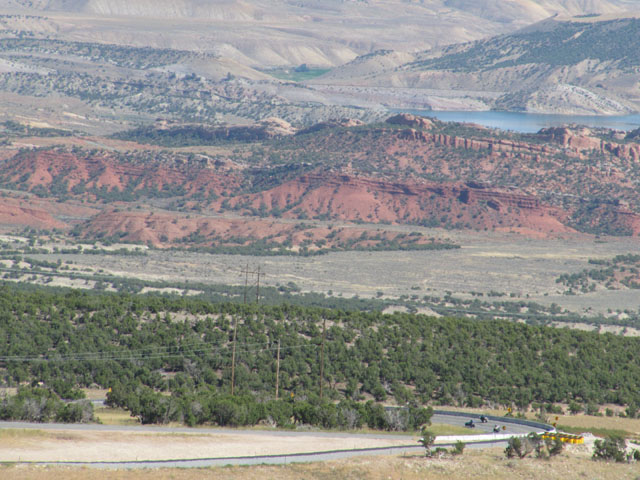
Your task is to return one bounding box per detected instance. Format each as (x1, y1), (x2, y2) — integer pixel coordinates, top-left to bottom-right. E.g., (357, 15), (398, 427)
(1, 114), (640, 251)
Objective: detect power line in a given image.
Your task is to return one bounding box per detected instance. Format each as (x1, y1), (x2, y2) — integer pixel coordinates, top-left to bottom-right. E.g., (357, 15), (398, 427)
(232, 263), (264, 395)
(319, 317), (326, 400)
(275, 339), (280, 400)
(0, 340), (318, 363)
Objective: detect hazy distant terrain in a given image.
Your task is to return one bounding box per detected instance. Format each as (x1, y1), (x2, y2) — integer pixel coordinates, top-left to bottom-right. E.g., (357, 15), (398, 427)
(2, 1), (635, 66)
(0, 1), (637, 128)
(315, 14), (640, 114)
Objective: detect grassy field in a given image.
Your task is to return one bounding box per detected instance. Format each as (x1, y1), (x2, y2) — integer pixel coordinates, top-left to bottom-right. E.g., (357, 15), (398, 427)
(94, 407), (140, 426)
(28, 230), (640, 319)
(0, 429), (49, 447)
(2, 448), (640, 480)
(267, 68), (331, 82)
(555, 413), (640, 438)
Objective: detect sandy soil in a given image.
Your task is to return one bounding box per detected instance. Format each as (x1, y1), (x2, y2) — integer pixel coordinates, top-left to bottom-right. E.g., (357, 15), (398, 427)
(0, 429), (418, 462)
(3, 447), (640, 480)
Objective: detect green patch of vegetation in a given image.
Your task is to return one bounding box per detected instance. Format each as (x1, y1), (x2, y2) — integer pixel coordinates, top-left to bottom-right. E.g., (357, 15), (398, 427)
(0, 38), (210, 70)
(267, 66), (331, 82)
(568, 202), (634, 237)
(0, 387), (93, 423)
(505, 433), (563, 459)
(592, 435), (637, 462)
(0, 120), (72, 138)
(411, 18), (640, 72)
(111, 125), (264, 147)
(556, 254), (640, 292)
(0, 285), (638, 430)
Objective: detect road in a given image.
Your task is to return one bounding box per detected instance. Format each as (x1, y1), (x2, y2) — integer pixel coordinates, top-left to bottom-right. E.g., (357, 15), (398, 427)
(0, 412), (551, 468)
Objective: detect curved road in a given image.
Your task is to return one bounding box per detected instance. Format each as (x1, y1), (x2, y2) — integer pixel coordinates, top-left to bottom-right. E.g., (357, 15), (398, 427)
(0, 412), (551, 468)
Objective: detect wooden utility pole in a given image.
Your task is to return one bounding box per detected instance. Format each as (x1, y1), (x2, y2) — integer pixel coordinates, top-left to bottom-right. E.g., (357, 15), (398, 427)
(231, 264), (265, 396)
(275, 339), (281, 400)
(232, 264), (250, 395)
(230, 315), (238, 395)
(255, 266), (262, 303)
(319, 317), (326, 400)
(242, 263), (249, 304)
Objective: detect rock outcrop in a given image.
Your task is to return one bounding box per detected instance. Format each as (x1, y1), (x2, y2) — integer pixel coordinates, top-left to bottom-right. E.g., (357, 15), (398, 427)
(386, 113), (434, 130)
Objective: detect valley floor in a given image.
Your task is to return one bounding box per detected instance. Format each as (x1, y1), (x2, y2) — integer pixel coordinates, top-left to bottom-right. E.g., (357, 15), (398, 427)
(22, 227), (640, 317)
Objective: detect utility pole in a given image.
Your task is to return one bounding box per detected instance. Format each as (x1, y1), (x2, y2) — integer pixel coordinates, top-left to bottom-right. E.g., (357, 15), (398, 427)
(242, 263), (249, 304)
(232, 264), (250, 395)
(255, 266), (262, 303)
(231, 264), (265, 396)
(230, 315), (238, 395)
(231, 315), (238, 395)
(319, 317), (326, 400)
(275, 339), (280, 400)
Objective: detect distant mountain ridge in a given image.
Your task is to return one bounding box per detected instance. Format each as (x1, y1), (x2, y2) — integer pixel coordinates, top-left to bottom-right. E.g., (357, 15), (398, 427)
(317, 14), (640, 114)
(411, 16), (640, 71)
(1, 1), (639, 120)
(10, 0), (631, 22)
(3, 1), (634, 66)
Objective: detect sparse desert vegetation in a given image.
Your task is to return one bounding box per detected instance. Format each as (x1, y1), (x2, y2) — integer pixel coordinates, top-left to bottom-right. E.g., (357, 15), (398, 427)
(1, 1), (640, 477)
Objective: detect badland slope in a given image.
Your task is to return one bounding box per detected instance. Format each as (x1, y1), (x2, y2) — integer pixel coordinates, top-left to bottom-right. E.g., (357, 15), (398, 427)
(6, 1), (631, 59)
(2, 114), (640, 250)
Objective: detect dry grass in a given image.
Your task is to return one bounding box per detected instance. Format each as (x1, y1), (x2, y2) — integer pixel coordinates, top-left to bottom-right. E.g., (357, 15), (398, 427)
(0, 430), (81, 448)
(82, 388), (109, 401)
(427, 424), (473, 436)
(553, 414), (640, 437)
(0, 429), (48, 447)
(2, 448), (640, 480)
(0, 428), (420, 463)
(94, 407), (140, 426)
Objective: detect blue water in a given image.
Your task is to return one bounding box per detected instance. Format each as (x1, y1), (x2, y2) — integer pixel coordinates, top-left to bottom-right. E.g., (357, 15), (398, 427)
(404, 110), (640, 134)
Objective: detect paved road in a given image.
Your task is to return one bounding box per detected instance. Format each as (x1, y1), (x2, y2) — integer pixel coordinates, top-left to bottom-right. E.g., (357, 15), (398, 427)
(0, 412), (550, 468)
(430, 412), (538, 436)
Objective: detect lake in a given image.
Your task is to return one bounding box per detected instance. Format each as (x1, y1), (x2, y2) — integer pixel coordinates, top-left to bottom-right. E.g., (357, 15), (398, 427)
(405, 110), (640, 133)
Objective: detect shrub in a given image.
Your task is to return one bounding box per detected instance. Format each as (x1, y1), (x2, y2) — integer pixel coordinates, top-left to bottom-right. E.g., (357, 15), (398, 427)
(568, 401), (583, 415)
(585, 403), (600, 416)
(419, 428), (436, 456)
(504, 433), (558, 459)
(451, 440), (465, 456)
(592, 435), (627, 462)
(625, 403), (638, 419)
(0, 387), (94, 423)
(530, 433), (564, 459)
(505, 436), (530, 458)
